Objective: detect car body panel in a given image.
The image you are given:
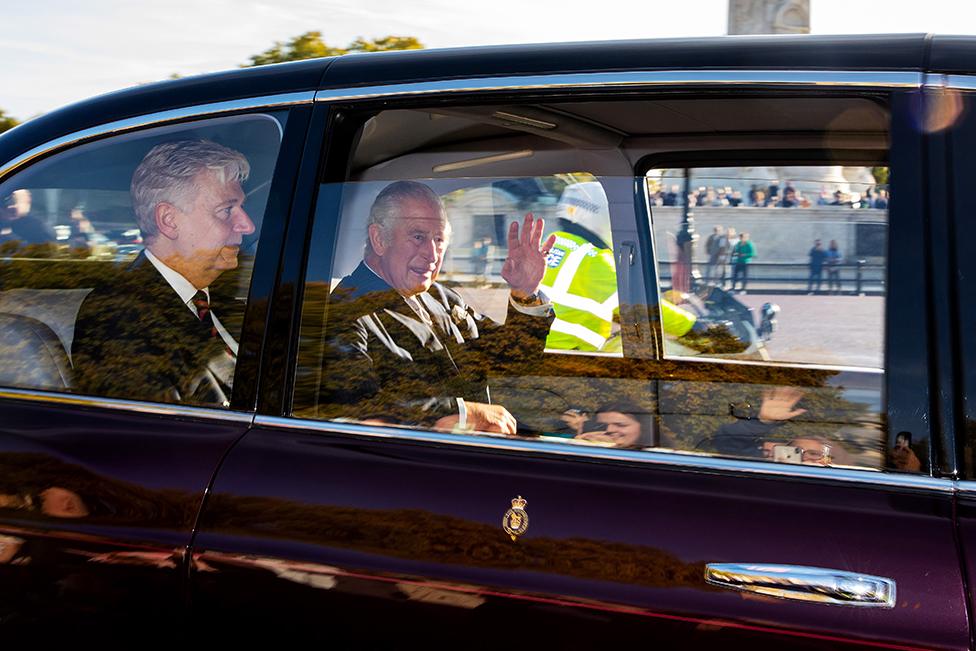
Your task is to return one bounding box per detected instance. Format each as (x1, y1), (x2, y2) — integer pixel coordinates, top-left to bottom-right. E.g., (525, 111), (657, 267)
(0, 34), (973, 646)
(319, 34), (929, 91)
(191, 423), (967, 648)
(0, 394), (248, 640)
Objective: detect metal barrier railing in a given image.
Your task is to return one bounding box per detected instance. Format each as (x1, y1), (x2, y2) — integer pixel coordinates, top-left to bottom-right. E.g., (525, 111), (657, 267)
(443, 253), (884, 295)
(658, 260), (885, 295)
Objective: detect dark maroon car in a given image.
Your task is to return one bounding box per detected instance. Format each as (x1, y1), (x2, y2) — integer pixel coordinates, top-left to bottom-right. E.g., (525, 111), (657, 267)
(1, 34), (975, 649)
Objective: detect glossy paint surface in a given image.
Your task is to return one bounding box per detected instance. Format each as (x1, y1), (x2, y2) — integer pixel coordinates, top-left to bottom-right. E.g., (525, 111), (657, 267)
(1, 34), (974, 646)
(319, 34), (930, 91)
(192, 425), (967, 648)
(945, 88), (976, 650)
(0, 397), (247, 641)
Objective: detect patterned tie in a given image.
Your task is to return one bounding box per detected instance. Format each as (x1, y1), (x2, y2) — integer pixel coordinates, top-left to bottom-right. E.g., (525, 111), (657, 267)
(191, 290), (217, 338)
(190, 290), (236, 406)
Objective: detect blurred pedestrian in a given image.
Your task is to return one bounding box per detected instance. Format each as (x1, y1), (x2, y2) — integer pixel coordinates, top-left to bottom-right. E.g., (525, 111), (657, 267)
(825, 239), (842, 294)
(704, 225), (725, 284)
(874, 189), (889, 209)
(779, 184), (798, 207)
(730, 232), (754, 293)
(807, 239), (826, 294)
(472, 237), (490, 284)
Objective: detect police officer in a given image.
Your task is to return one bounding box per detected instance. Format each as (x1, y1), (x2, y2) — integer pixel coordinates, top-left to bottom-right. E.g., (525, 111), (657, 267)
(539, 182), (706, 352)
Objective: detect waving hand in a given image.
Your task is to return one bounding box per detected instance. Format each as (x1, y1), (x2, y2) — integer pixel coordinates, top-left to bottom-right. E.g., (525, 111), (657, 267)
(501, 213), (557, 298)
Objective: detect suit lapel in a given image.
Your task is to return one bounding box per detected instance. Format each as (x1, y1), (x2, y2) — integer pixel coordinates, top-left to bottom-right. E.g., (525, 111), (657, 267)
(336, 262), (463, 371)
(419, 292), (464, 344)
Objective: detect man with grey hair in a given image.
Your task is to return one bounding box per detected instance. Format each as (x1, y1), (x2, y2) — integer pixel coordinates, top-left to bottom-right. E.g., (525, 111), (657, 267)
(322, 180), (555, 434)
(72, 139), (255, 405)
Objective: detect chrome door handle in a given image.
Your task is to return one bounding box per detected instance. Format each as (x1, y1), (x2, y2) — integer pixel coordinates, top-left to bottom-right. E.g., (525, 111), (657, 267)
(704, 563), (896, 608)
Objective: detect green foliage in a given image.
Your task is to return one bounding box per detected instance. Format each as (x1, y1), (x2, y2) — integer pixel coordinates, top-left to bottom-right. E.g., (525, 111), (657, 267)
(347, 35), (424, 53)
(246, 31), (423, 67)
(872, 166), (890, 187)
(0, 109), (20, 135)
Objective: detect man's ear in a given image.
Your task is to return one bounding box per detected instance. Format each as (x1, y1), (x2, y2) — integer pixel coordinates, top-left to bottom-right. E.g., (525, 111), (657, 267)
(367, 224), (386, 256)
(154, 202), (180, 240)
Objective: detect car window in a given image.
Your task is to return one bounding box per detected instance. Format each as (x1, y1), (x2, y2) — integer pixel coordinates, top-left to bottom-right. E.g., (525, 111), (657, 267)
(0, 111), (288, 407)
(644, 163), (904, 472)
(295, 172), (624, 422)
(648, 165), (886, 368)
(292, 97), (922, 475)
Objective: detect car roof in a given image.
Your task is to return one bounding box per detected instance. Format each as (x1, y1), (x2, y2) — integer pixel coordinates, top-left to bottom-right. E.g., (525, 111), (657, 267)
(5, 33), (976, 167)
(322, 33), (933, 89)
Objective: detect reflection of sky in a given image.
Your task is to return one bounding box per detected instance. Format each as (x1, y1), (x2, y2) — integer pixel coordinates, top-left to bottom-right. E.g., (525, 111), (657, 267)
(4, 1), (976, 122)
(842, 387), (882, 414)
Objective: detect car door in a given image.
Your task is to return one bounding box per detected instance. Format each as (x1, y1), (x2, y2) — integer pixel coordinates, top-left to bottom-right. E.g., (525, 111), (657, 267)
(190, 73), (968, 649)
(0, 100), (310, 640)
(936, 53), (976, 649)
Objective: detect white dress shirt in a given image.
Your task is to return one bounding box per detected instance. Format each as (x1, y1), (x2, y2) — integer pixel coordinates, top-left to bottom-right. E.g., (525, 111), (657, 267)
(144, 249), (239, 355)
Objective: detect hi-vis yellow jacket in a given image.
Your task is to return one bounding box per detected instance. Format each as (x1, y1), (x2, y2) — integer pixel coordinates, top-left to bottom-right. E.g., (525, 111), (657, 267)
(540, 232), (697, 351)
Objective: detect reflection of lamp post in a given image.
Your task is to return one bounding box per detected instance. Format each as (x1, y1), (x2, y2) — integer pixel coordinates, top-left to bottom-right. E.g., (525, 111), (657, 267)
(673, 170), (698, 293)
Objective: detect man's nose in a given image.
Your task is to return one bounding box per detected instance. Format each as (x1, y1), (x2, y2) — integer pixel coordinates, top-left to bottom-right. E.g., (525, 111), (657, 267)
(419, 237), (438, 260)
(233, 207), (256, 235)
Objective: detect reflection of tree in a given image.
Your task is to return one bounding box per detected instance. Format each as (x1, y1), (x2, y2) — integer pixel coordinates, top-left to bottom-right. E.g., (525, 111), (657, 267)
(297, 291), (886, 467)
(205, 493), (708, 590)
(0, 452), (198, 527)
(302, 279), (552, 426)
(0, 108), (19, 135)
(245, 32), (424, 67)
(0, 253), (252, 405)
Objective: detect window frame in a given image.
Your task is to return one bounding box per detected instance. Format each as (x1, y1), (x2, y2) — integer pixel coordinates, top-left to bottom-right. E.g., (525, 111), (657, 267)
(941, 79), (976, 480)
(638, 148), (889, 368)
(0, 95), (315, 417)
(270, 74), (941, 487)
(631, 98), (935, 476)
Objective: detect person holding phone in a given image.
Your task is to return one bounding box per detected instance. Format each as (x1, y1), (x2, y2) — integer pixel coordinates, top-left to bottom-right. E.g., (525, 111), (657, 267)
(575, 402), (654, 449)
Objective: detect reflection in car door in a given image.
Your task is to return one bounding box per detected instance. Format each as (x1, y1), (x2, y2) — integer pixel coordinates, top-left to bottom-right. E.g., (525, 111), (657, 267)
(0, 104), (311, 641)
(188, 91), (968, 649)
(192, 418), (965, 648)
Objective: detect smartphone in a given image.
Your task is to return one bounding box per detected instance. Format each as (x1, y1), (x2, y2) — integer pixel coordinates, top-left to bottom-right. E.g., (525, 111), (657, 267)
(772, 444), (804, 464)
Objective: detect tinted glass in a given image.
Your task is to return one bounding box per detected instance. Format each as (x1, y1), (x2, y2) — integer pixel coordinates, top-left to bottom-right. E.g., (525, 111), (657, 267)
(0, 112), (287, 407)
(648, 166), (887, 368)
(292, 98), (921, 475)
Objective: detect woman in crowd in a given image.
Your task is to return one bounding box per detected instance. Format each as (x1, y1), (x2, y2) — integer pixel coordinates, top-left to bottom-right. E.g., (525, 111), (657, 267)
(575, 402), (654, 449)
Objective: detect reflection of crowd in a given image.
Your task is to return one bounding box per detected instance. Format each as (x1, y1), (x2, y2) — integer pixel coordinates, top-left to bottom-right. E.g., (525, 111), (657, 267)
(559, 402), (654, 449)
(0, 188), (142, 258)
(554, 387), (907, 471)
(651, 181), (890, 210)
(0, 189), (54, 245)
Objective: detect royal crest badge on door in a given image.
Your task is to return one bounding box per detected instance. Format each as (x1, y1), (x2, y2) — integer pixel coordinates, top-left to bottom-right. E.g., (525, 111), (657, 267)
(502, 496), (529, 541)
